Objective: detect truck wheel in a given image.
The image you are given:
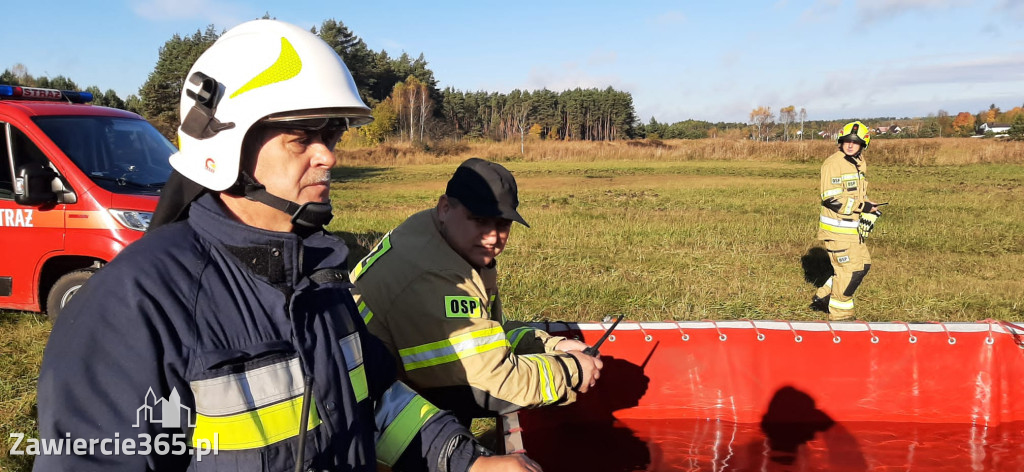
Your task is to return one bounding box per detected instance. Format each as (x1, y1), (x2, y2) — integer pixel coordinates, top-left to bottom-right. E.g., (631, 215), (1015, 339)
(46, 270), (93, 322)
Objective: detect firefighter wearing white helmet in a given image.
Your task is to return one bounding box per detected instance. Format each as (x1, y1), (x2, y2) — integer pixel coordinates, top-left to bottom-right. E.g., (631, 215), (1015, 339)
(164, 18), (374, 229)
(810, 121), (884, 320)
(37, 19), (540, 472)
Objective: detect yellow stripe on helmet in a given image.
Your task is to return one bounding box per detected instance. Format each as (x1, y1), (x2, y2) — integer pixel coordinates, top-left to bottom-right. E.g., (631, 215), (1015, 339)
(230, 37), (302, 99)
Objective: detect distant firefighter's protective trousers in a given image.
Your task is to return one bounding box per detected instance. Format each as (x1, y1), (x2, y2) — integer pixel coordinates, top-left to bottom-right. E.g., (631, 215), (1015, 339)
(815, 239), (871, 320)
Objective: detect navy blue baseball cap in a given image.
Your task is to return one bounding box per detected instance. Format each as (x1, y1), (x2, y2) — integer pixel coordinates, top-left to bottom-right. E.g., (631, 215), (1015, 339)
(445, 158), (529, 227)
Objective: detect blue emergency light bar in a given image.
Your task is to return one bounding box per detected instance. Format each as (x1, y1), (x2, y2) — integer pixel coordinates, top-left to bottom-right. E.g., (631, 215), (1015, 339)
(0, 85), (93, 104)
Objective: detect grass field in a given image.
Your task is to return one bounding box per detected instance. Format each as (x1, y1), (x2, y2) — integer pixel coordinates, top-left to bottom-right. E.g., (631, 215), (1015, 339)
(3, 139), (1023, 470)
(331, 158), (1024, 322)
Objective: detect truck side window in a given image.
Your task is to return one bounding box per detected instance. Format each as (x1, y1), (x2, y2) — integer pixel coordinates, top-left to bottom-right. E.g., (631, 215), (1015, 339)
(0, 125), (54, 201)
(11, 126), (50, 169)
(0, 123), (13, 200)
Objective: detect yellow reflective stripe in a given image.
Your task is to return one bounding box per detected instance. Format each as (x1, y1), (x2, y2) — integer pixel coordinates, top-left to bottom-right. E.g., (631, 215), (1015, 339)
(192, 395), (320, 450)
(376, 394), (439, 467)
(822, 188), (843, 198)
(230, 37), (302, 99)
(507, 327), (534, 351)
(489, 294), (496, 311)
(829, 298), (854, 310)
(350, 364), (368, 402)
(399, 327), (508, 371)
(522, 355), (557, 404)
(820, 221), (859, 235)
(352, 233), (392, 281)
(358, 300), (374, 325)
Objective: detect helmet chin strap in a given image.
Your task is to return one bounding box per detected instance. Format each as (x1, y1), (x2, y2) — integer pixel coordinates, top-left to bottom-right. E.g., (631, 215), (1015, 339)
(236, 173), (334, 231)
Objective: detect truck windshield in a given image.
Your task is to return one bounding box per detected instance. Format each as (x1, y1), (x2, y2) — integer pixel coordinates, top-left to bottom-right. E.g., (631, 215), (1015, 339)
(33, 115), (176, 195)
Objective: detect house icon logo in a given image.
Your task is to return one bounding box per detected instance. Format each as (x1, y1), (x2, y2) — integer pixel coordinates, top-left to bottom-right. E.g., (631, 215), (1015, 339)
(133, 387), (196, 428)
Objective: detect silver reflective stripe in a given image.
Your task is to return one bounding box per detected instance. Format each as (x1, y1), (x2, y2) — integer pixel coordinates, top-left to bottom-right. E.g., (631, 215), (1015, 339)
(522, 355), (557, 404)
(507, 327), (533, 351)
(820, 216), (859, 228)
(374, 382), (418, 434)
(400, 327), (506, 369)
(822, 188), (843, 198)
(841, 173), (859, 180)
(190, 357), (304, 416)
(830, 298), (855, 310)
(842, 198), (855, 214)
(358, 301), (373, 324)
(339, 332), (364, 371)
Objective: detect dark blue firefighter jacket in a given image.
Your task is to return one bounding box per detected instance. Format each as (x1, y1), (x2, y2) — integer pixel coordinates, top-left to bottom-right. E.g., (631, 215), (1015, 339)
(35, 194), (476, 471)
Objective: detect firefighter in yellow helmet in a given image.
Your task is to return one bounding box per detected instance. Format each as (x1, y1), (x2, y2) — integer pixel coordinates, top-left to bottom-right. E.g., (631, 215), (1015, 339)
(811, 121), (884, 320)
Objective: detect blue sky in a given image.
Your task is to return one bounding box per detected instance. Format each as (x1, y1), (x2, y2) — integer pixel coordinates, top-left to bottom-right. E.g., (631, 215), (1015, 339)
(4, 0), (1024, 123)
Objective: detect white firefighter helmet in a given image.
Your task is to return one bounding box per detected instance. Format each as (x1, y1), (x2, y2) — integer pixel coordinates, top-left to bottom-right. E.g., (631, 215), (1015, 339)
(168, 19), (372, 191)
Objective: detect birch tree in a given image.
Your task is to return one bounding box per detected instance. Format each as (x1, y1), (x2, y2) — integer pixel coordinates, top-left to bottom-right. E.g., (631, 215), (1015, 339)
(779, 106), (796, 141)
(749, 106), (774, 141)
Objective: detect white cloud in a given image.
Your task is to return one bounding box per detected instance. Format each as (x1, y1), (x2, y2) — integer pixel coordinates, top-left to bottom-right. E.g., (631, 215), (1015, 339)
(879, 54), (1024, 85)
(524, 62), (631, 93)
(855, 0), (959, 12)
(994, 0), (1024, 20)
(853, 0), (965, 24)
(800, 0), (842, 23)
(129, 0), (249, 27)
(652, 10), (687, 26)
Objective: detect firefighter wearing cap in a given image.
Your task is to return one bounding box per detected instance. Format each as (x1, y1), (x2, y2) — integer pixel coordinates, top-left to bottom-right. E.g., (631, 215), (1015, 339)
(35, 20), (537, 472)
(350, 158), (603, 425)
(811, 121), (883, 320)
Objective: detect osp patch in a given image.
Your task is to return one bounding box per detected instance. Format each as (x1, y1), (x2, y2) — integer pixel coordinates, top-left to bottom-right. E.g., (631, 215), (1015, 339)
(445, 296), (483, 318)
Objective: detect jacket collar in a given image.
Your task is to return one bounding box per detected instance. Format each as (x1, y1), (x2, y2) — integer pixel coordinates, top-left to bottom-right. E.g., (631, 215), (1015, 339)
(188, 194), (349, 289)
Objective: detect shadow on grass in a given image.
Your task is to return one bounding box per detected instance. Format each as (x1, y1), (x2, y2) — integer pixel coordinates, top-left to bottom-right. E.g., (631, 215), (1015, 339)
(801, 246), (834, 287)
(0, 310), (47, 327)
(333, 230), (388, 269)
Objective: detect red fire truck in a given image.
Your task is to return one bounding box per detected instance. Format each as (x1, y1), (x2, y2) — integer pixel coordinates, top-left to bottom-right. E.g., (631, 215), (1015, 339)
(0, 85), (174, 319)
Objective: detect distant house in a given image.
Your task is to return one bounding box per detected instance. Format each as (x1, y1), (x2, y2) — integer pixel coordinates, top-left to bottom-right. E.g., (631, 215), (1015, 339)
(874, 124), (901, 135)
(979, 122), (1011, 135)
